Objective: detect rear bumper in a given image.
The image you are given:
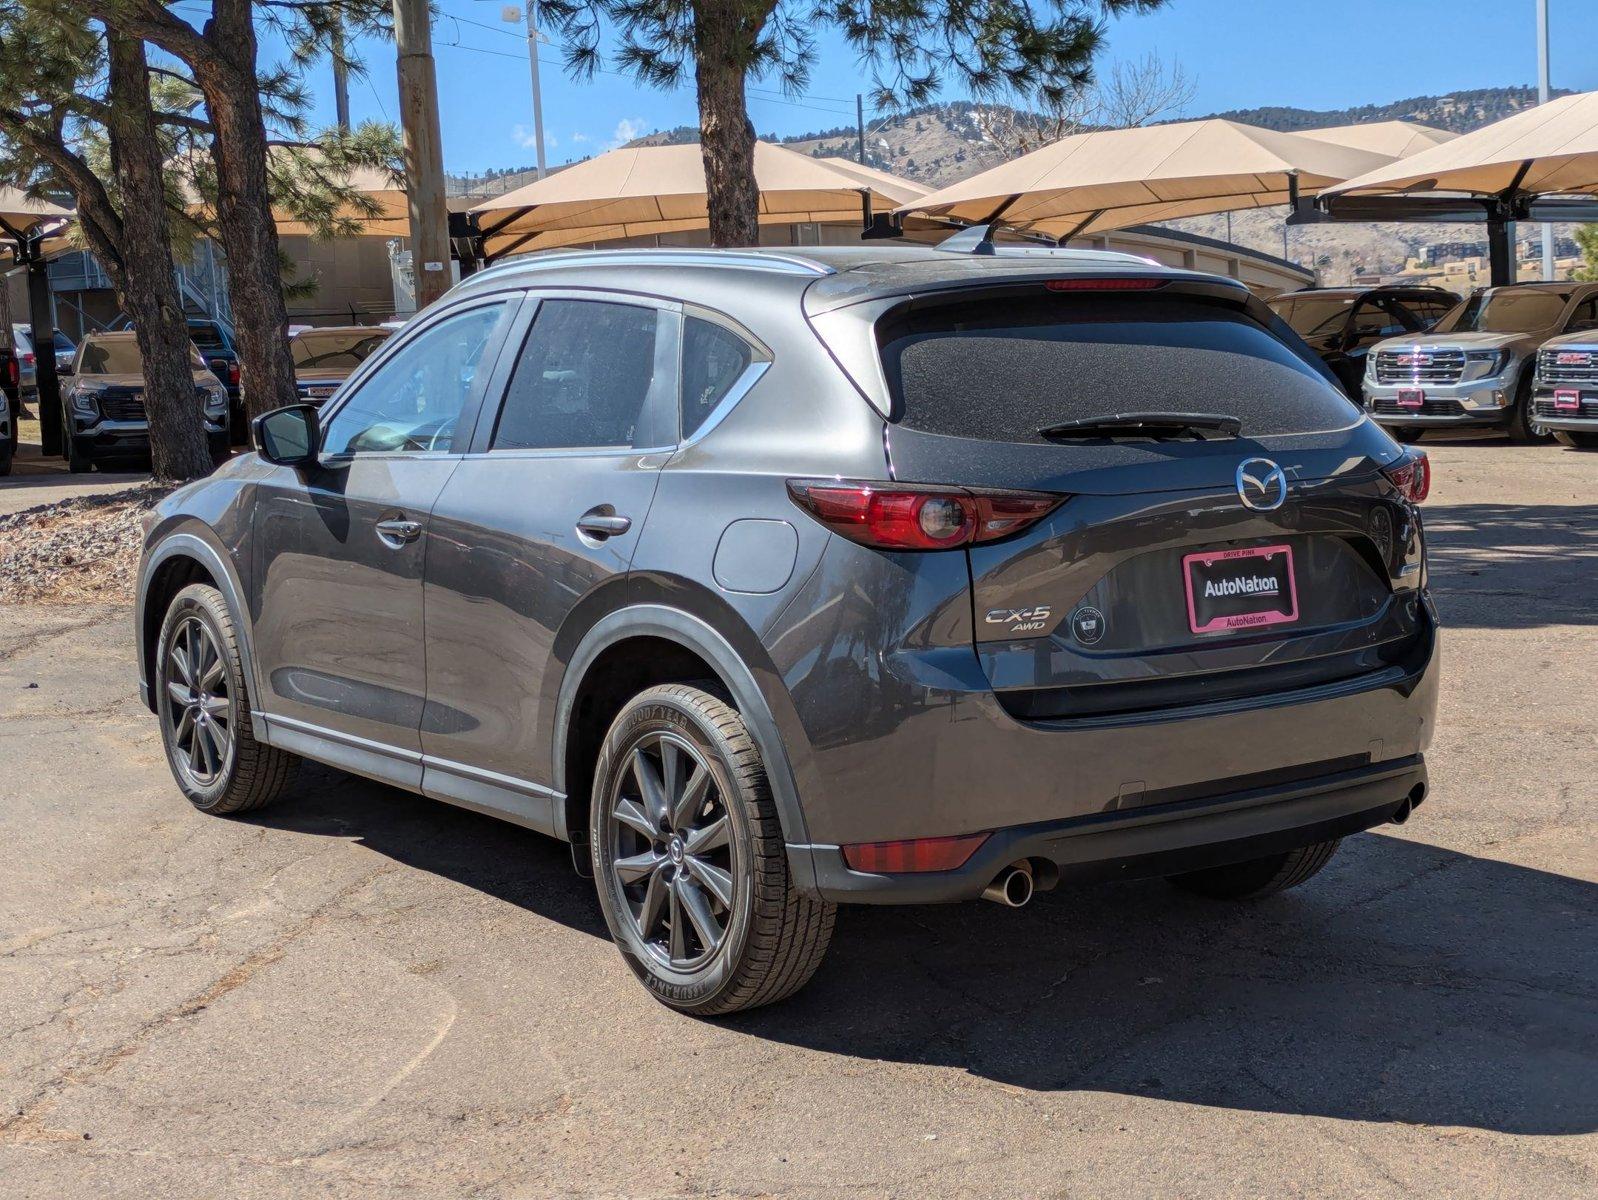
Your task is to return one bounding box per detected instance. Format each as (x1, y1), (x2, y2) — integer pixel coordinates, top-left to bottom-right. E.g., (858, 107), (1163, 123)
(794, 755), (1427, 904)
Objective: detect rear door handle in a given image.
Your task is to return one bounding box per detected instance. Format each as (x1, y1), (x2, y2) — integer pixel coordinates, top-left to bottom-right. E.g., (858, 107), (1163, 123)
(375, 517), (423, 547)
(576, 510), (632, 539)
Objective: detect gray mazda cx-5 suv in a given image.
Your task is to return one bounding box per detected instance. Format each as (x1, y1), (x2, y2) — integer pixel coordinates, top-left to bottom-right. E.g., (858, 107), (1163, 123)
(135, 243), (1439, 1015)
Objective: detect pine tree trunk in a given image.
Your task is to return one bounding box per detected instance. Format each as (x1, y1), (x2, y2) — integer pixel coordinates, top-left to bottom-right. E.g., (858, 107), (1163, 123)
(694, 2), (761, 247)
(192, 4), (297, 421)
(105, 32), (214, 483)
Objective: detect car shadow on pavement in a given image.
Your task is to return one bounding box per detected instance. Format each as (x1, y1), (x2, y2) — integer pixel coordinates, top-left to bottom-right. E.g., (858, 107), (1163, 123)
(1423, 501), (1598, 629)
(247, 769), (1595, 1137)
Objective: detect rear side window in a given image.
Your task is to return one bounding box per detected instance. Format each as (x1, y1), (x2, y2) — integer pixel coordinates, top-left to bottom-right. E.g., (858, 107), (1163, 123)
(1397, 297), (1453, 330)
(492, 299), (675, 451)
(681, 316), (755, 439)
(878, 294), (1357, 443)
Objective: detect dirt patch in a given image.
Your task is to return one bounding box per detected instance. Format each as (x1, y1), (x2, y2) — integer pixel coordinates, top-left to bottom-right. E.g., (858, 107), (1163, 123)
(0, 484), (174, 604)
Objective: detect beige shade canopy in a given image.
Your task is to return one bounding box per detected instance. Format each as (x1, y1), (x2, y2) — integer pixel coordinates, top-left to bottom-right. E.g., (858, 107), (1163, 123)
(896, 118), (1398, 239)
(0, 187), (71, 237)
(471, 142), (908, 257)
(1322, 90), (1598, 200)
(1295, 120), (1456, 159)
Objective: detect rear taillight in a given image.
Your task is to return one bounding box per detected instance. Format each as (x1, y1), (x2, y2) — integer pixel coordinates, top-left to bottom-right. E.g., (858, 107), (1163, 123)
(842, 833), (990, 873)
(4, 358), (15, 386)
(20, 352), (34, 366)
(1382, 451), (1430, 503)
(228, 362), (240, 385)
(787, 480), (1061, 551)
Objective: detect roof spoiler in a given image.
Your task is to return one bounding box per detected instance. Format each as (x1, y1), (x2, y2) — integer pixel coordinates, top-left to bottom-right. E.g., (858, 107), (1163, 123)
(935, 223), (1157, 267)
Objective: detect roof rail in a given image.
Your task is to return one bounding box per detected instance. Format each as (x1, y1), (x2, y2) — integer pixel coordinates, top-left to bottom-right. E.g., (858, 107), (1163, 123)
(469, 247), (835, 282)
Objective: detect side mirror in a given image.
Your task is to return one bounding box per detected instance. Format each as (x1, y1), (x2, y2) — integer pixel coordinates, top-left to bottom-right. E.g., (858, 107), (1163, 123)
(254, 403), (320, 467)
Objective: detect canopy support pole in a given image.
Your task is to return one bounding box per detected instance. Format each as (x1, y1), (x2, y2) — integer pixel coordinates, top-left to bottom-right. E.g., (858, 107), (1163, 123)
(1487, 217), (1515, 287)
(2, 221), (63, 457)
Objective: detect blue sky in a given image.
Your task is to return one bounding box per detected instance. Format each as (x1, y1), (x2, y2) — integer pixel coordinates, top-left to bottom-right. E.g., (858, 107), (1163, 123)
(276, 0), (1598, 176)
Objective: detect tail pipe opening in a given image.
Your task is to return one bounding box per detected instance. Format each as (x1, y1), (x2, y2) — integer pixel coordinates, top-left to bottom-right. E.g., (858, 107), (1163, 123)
(982, 860), (1035, 908)
(1390, 782), (1428, 826)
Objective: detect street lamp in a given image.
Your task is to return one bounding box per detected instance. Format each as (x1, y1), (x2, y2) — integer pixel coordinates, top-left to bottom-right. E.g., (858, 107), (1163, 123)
(503, 4), (547, 179)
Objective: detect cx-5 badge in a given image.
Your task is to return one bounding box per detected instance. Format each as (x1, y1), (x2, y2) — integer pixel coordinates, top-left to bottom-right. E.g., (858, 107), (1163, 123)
(1236, 457), (1288, 511)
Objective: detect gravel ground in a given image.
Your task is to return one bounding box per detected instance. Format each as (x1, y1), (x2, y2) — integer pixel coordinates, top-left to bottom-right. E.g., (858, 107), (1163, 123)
(0, 484), (173, 605)
(0, 437), (1593, 1199)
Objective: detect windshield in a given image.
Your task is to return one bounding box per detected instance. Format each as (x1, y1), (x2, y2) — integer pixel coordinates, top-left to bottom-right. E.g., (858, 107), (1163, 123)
(291, 328), (389, 370)
(1274, 295), (1355, 338)
(1439, 288), (1570, 334)
(188, 323), (229, 350)
(79, 339), (206, 375)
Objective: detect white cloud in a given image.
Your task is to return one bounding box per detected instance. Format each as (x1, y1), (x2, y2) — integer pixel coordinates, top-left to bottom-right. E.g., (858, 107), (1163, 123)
(571, 131), (590, 144)
(512, 124), (555, 151)
(605, 117), (647, 149)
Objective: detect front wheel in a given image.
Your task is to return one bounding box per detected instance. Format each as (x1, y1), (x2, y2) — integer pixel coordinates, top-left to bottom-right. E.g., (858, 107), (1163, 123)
(1166, 839), (1341, 900)
(1507, 372), (1552, 444)
(590, 684), (835, 1016)
(1554, 429), (1598, 449)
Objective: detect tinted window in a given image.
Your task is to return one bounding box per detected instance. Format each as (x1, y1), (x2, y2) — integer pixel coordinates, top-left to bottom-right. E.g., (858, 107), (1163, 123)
(188, 323), (228, 350)
(681, 317), (755, 438)
(879, 295), (1356, 443)
(1441, 288), (1570, 334)
(292, 328), (390, 369)
(1349, 299), (1408, 341)
(1397, 297), (1453, 330)
(322, 303), (504, 456)
(78, 338), (145, 374)
(1566, 297), (1598, 332)
(1274, 295), (1355, 338)
(492, 300), (671, 451)
(51, 332), (75, 353)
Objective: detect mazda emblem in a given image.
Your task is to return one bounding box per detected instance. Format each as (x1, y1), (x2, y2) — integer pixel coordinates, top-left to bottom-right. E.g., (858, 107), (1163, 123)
(1236, 458), (1288, 511)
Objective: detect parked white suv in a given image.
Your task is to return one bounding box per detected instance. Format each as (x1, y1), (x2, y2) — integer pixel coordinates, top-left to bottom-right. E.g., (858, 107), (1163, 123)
(1362, 282), (1598, 443)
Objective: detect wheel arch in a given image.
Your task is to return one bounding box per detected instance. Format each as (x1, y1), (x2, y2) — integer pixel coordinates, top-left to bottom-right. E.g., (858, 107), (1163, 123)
(552, 602), (816, 892)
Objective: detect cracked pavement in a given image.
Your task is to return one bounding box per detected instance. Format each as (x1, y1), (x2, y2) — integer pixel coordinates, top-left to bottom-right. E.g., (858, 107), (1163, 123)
(1, 438), (1594, 1198)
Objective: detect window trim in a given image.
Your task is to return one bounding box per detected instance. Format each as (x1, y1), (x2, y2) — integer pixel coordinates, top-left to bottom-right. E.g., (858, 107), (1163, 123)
(678, 305), (773, 447)
(314, 291), (524, 465)
(472, 288), (685, 458)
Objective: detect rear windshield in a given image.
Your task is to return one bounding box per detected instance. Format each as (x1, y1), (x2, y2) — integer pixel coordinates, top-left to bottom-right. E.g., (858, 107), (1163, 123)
(1439, 288), (1569, 334)
(1271, 294), (1355, 338)
(189, 323), (229, 350)
(878, 294), (1355, 443)
(291, 328), (389, 369)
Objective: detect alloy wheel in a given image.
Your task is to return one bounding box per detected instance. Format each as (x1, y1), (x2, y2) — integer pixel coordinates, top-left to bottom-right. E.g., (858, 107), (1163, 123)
(162, 615), (233, 787)
(605, 732), (736, 972)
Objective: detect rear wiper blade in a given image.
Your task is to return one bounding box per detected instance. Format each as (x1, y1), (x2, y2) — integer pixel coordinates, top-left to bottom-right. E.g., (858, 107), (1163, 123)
(1037, 411), (1243, 441)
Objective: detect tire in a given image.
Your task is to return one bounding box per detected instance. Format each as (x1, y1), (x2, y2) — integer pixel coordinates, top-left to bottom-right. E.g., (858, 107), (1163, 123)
(1390, 427), (1424, 444)
(590, 684), (835, 1016)
(1553, 429), (1598, 449)
(63, 405), (93, 473)
(1507, 371), (1552, 444)
(1166, 838), (1341, 900)
(156, 583), (299, 814)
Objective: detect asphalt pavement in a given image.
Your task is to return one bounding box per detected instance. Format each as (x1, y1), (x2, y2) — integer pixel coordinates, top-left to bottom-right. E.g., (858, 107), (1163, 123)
(0, 437), (1593, 1198)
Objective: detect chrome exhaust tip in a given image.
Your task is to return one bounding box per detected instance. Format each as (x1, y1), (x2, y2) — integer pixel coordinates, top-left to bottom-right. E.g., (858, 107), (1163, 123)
(981, 861), (1035, 908)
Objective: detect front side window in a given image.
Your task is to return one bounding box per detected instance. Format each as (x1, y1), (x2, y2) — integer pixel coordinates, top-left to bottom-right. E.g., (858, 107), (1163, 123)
(491, 299), (672, 451)
(681, 316), (756, 439)
(321, 303), (505, 456)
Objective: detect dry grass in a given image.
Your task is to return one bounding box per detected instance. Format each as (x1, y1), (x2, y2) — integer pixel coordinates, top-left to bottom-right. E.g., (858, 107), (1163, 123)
(0, 484), (175, 605)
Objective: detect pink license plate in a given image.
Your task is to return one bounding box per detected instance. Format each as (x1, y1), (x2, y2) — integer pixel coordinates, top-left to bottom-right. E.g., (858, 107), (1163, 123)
(1397, 388), (1425, 409)
(1183, 544), (1299, 635)
(1555, 388), (1581, 412)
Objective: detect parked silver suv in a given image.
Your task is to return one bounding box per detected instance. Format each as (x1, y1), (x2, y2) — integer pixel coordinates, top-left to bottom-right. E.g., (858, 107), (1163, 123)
(1531, 330), (1598, 449)
(1362, 282), (1598, 443)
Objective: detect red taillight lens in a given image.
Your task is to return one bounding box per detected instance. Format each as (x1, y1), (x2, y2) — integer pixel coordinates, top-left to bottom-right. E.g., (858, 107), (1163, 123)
(20, 351), (34, 366)
(4, 358), (15, 386)
(1382, 451), (1430, 503)
(1045, 277), (1165, 291)
(229, 362), (240, 385)
(842, 832), (990, 873)
(787, 480), (1060, 551)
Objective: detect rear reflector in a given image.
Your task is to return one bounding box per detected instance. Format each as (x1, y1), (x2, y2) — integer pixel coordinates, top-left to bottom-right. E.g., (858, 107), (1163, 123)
(787, 480), (1060, 551)
(842, 832), (990, 874)
(1045, 277), (1165, 292)
(1382, 451), (1430, 503)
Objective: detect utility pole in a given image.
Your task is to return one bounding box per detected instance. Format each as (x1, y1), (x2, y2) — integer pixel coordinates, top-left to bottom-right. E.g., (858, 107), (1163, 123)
(856, 94), (866, 165)
(392, 0), (451, 308)
(522, 5), (548, 178)
(1537, 0), (1554, 281)
(331, 20), (351, 131)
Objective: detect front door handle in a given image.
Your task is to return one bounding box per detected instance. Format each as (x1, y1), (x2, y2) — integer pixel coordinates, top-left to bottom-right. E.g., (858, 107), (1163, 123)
(576, 510), (632, 539)
(375, 517), (423, 548)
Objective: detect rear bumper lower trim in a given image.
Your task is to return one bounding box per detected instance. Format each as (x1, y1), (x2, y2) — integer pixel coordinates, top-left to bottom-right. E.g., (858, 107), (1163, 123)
(791, 756), (1427, 904)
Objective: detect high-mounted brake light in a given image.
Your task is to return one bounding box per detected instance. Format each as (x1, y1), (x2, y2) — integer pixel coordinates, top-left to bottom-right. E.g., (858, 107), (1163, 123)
(786, 480), (1061, 551)
(842, 832), (990, 873)
(1045, 277), (1165, 292)
(1382, 450), (1430, 504)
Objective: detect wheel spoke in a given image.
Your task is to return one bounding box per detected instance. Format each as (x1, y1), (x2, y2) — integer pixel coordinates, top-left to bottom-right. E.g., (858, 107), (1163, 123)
(199, 652), (226, 691)
(169, 643), (193, 689)
(197, 724), (221, 776)
(173, 707), (195, 748)
(685, 857), (734, 909)
(200, 695), (230, 719)
(166, 680), (191, 707)
(660, 739), (683, 812)
(676, 875), (723, 951)
(186, 722), (204, 770)
(631, 747), (668, 832)
(613, 797), (656, 840)
(637, 868), (668, 939)
(670, 764), (711, 831)
(668, 883), (687, 961)
(684, 813), (730, 856)
(613, 849), (666, 886)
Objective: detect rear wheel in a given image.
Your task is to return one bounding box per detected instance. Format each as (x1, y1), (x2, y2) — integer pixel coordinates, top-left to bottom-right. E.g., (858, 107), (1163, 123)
(1166, 839), (1341, 900)
(157, 583), (299, 814)
(590, 684), (835, 1016)
(1507, 372), (1552, 444)
(1553, 429), (1598, 449)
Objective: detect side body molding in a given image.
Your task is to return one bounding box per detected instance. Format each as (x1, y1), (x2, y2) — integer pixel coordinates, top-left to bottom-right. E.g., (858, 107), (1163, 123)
(136, 528), (263, 734)
(552, 604), (817, 893)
